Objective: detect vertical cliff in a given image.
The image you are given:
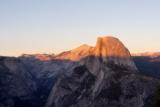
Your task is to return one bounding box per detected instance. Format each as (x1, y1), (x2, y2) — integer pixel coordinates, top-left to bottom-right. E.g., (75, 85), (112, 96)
(45, 37), (157, 107)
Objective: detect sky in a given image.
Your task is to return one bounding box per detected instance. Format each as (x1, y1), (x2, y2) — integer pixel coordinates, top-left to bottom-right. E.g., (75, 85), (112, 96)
(0, 0), (160, 56)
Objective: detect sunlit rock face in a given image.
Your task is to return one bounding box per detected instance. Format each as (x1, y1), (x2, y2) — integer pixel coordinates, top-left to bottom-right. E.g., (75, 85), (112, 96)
(55, 44), (94, 61)
(94, 37), (137, 71)
(95, 37), (137, 70)
(81, 36), (137, 75)
(45, 36), (158, 107)
(55, 36), (137, 75)
(95, 37), (130, 57)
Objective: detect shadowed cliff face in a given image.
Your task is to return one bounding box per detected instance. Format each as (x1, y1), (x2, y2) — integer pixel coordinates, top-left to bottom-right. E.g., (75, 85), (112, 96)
(0, 57), (38, 107)
(0, 56), (78, 107)
(0, 36), (159, 107)
(45, 37), (158, 107)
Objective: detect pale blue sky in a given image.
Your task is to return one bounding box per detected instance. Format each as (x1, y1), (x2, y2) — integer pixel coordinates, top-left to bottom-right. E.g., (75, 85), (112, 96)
(0, 0), (160, 56)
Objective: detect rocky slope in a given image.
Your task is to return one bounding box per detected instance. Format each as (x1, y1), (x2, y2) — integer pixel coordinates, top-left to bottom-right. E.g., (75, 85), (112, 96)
(0, 55), (76, 107)
(0, 57), (37, 107)
(45, 37), (159, 107)
(0, 36), (160, 107)
(54, 44), (94, 61)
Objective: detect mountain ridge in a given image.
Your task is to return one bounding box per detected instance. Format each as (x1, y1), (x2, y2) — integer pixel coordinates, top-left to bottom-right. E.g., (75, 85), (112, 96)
(45, 36), (158, 107)
(0, 36), (160, 107)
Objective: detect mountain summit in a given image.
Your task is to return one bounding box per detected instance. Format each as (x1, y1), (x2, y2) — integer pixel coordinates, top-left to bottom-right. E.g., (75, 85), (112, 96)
(55, 36), (137, 71)
(45, 36), (157, 107)
(80, 36), (138, 75)
(94, 37), (137, 71)
(95, 36), (130, 58)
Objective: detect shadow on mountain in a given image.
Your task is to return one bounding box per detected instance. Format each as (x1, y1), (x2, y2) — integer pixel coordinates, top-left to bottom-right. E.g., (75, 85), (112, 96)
(133, 56), (160, 79)
(45, 55), (160, 107)
(0, 56), (75, 107)
(0, 55), (160, 107)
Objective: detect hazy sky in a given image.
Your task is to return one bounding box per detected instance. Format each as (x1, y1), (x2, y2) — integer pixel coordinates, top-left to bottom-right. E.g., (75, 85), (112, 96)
(0, 0), (160, 56)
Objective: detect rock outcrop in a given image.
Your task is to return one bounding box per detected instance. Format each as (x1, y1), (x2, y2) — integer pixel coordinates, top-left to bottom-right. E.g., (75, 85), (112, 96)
(0, 57), (37, 107)
(45, 36), (158, 107)
(81, 37), (137, 75)
(95, 37), (130, 57)
(55, 44), (94, 61)
(95, 37), (136, 69)
(0, 36), (159, 107)
(0, 56), (76, 107)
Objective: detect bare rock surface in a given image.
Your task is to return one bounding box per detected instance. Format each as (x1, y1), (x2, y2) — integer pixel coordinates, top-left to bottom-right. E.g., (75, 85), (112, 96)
(0, 57), (37, 107)
(0, 36), (159, 107)
(45, 37), (158, 107)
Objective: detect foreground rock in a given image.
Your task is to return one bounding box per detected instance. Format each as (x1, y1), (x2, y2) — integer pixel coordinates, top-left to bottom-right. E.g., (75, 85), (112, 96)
(45, 37), (159, 107)
(0, 57), (37, 107)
